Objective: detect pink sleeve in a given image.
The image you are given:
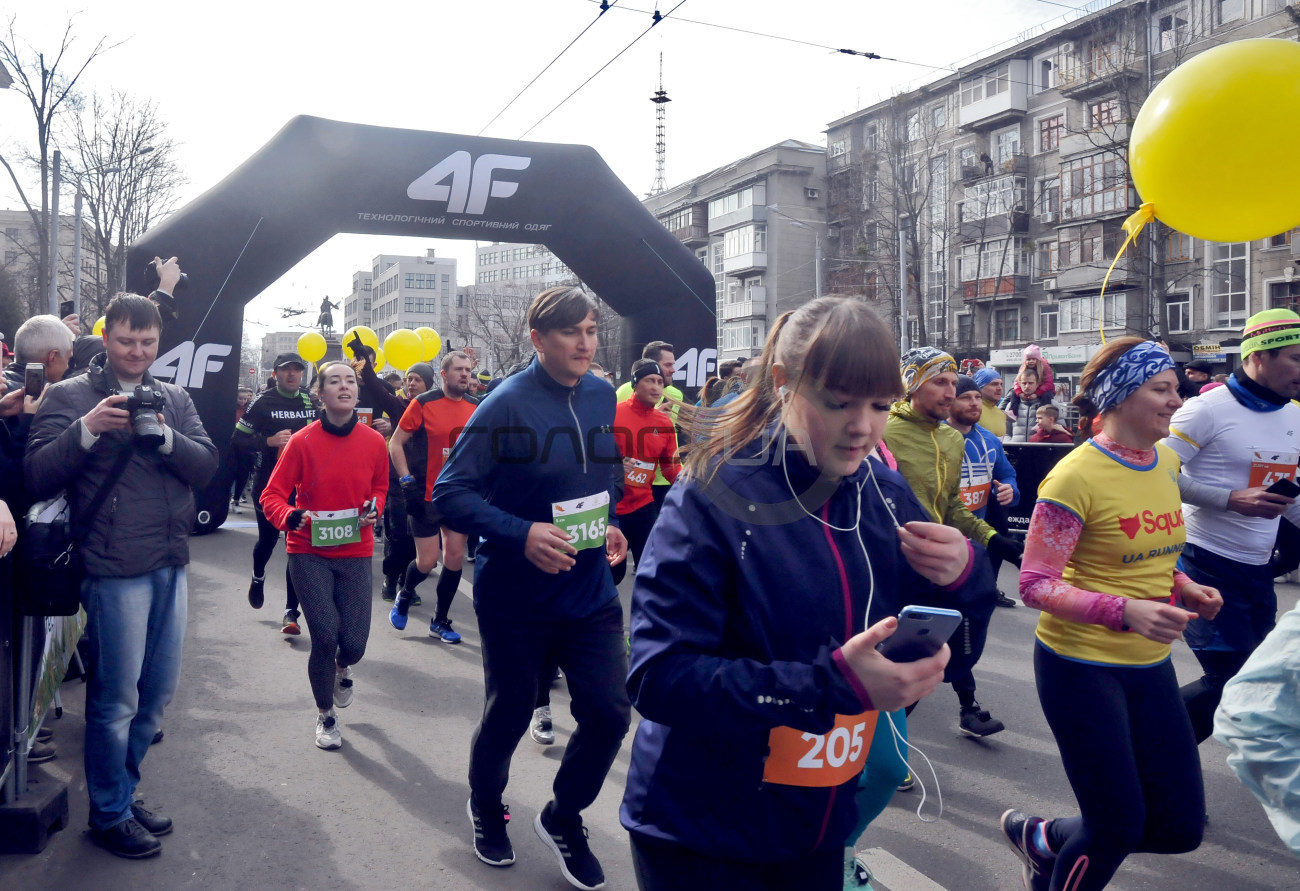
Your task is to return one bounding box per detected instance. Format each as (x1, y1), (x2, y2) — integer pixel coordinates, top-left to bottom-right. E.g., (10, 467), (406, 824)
(1019, 501), (1130, 631)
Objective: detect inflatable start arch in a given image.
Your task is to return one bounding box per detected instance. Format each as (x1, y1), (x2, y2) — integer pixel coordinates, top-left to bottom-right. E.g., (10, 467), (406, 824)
(125, 116), (717, 530)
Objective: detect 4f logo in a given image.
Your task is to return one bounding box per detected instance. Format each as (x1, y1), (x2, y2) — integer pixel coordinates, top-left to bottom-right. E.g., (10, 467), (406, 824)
(151, 342), (232, 389)
(407, 151), (531, 214)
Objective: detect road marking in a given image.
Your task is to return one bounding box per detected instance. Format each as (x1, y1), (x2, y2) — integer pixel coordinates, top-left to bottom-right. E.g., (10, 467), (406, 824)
(860, 848), (949, 891)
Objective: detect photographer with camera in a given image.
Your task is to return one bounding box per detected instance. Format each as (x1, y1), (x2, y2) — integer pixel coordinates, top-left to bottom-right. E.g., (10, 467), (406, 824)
(24, 267), (218, 860)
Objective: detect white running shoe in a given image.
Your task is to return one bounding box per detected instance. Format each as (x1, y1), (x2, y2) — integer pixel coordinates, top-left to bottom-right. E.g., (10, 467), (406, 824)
(530, 705), (554, 745)
(334, 664), (354, 708)
(316, 710), (342, 750)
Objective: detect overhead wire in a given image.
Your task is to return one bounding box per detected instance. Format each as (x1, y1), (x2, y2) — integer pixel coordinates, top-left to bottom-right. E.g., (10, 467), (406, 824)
(519, 0), (689, 140)
(477, 0), (623, 137)
(580, 0), (957, 73)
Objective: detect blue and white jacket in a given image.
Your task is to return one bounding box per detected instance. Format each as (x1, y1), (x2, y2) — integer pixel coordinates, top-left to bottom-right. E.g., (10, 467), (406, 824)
(432, 358), (622, 620)
(620, 434), (990, 862)
(953, 422), (1020, 521)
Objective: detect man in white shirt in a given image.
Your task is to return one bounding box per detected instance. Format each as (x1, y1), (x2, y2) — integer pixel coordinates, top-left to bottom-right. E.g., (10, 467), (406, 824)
(1164, 309), (1300, 743)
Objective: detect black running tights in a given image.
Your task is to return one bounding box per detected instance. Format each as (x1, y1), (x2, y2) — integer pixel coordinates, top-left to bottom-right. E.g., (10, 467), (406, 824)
(1034, 644), (1204, 891)
(289, 554), (373, 710)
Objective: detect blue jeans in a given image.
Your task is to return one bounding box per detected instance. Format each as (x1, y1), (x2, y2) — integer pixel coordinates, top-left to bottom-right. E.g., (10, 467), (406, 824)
(82, 567), (188, 830)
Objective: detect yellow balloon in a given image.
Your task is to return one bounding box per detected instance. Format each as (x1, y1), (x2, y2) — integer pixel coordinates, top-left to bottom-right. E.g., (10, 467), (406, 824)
(92, 317), (105, 336)
(296, 331), (327, 363)
(341, 325), (380, 359)
(416, 327), (442, 361)
(1130, 38), (1300, 242)
(384, 329), (423, 370)
(372, 346), (385, 371)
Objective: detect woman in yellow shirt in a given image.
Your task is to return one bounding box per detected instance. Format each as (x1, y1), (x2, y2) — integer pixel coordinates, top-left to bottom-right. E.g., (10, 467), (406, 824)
(1002, 337), (1222, 891)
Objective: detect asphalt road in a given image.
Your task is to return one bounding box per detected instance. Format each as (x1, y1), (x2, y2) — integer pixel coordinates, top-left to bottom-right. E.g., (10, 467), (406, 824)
(2, 520), (1297, 890)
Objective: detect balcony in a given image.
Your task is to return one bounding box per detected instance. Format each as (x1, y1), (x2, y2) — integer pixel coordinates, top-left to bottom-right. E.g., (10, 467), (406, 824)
(957, 60), (1028, 130)
(709, 204), (767, 235)
(960, 211), (1029, 242)
(1057, 56), (1143, 100)
(722, 289), (767, 320)
(1056, 257), (1130, 293)
(723, 251), (767, 276)
(962, 275), (1028, 302)
(672, 223), (709, 248)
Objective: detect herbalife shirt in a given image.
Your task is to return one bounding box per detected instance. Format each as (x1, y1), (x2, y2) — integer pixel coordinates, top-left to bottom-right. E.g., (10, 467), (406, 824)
(1164, 384), (1300, 565)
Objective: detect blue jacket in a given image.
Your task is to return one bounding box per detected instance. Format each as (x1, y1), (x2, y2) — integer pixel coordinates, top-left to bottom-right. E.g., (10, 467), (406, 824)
(432, 358), (622, 620)
(620, 436), (991, 861)
(953, 423), (1019, 521)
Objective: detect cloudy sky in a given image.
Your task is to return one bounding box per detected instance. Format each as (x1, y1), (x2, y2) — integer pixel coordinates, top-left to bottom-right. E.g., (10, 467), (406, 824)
(1, 0), (1087, 337)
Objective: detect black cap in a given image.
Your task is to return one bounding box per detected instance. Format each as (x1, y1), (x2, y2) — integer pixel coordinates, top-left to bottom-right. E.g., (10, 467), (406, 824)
(955, 374), (981, 397)
(274, 352), (307, 370)
(1186, 359), (1213, 373)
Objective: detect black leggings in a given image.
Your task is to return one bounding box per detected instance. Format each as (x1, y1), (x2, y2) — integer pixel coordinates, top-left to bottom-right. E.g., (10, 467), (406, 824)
(630, 833), (842, 891)
(610, 501), (658, 586)
(1034, 644), (1204, 891)
(253, 498), (298, 613)
(289, 554), (373, 710)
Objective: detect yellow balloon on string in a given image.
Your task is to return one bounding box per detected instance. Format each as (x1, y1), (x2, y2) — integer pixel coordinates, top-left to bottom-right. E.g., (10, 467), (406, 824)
(372, 346), (385, 371)
(93, 317), (105, 337)
(1129, 38), (1300, 242)
(341, 325), (379, 359)
(416, 327), (442, 361)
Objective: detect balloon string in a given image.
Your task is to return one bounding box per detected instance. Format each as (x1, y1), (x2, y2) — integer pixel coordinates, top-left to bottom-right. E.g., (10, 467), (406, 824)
(1099, 202), (1156, 344)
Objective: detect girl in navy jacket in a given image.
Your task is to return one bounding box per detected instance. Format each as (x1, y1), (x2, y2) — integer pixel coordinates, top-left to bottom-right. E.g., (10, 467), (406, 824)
(622, 297), (986, 889)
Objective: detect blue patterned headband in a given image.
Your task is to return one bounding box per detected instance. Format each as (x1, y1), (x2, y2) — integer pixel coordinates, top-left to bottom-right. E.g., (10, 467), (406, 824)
(1087, 341), (1174, 413)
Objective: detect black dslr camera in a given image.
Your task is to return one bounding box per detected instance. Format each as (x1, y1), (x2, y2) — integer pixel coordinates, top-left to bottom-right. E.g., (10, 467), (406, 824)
(124, 384), (167, 449)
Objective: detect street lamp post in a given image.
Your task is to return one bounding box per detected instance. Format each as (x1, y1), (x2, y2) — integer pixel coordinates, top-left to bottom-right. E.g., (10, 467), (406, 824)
(47, 151), (61, 315)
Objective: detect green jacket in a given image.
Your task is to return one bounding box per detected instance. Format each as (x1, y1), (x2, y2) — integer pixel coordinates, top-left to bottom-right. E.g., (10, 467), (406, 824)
(884, 400), (996, 545)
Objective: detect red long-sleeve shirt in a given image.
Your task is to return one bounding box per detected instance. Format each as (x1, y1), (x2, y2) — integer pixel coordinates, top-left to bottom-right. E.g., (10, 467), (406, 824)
(614, 396), (681, 516)
(261, 419), (390, 558)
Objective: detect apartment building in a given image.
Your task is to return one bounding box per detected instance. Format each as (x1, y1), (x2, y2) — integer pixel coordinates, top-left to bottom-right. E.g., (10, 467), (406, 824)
(1, 208), (109, 315)
(824, 0), (1300, 390)
(342, 249), (458, 344)
(642, 139), (828, 363)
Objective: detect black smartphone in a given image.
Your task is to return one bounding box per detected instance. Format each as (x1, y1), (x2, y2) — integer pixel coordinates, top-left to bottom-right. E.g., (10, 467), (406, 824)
(1266, 477), (1300, 498)
(59, 300), (74, 318)
(24, 363), (45, 400)
(876, 606), (963, 662)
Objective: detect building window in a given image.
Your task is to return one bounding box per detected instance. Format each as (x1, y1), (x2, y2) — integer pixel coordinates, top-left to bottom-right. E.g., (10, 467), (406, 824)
(958, 145), (976, 171)
(1057, 223), (1122, 268)
(927, 285), (946, 337)
(863, 122), (878, 152)
(1088, 98), (1121, 129)
(959, 64), (1010, 106)
(1217, 0), (1244, 25)
(1038, 177), (1061, 219)
(1060, 293), (1126, 332)
(959, 238), (1029, 282)
(1038, 57), (1056, 92)
(1210, 241), (1248, 327)
(1038, 303), (1059, 339)
(908, 318), (921, 347)
(994, 307), (1021, 342)
(862, 176), (879, 208)
(1166, 229), (1193, 261)
(957, 313), (973, 346)
(862, 222), (878, 253)
(1266, 231), (1292, 249)
(723, 225), (766, 258)
(906, 112), (921, 142)
(1035, 241), (1058, 278)
(1155, 6), (1189, 52)
(1038, 114), (1064, 153)
(664, 207), (693, 231)
(1167, 292), (1191, 332)
(994, 126), (1021, 166)
(1061, 152), (1128, 220)
(3, 251), (15, 266)
(829, 139), (847, 159)
(1268, 281), (1300, 310)
(962, 176), (1027, 221)
(930, 103), (946, 130)
(708, 186), (757, 220)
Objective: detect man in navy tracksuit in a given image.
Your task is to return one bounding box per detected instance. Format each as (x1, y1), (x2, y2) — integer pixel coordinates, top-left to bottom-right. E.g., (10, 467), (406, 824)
(433, 286), (629, 891)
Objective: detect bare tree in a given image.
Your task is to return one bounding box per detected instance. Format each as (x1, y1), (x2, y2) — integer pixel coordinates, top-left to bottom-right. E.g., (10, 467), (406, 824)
(0, 17), (118, 312)
(453, 284), (534, 374)
(68, 90), (185, 317)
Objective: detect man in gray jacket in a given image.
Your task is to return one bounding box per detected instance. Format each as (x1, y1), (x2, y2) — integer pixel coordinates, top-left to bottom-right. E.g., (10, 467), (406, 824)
(25, 271), (218, 860)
